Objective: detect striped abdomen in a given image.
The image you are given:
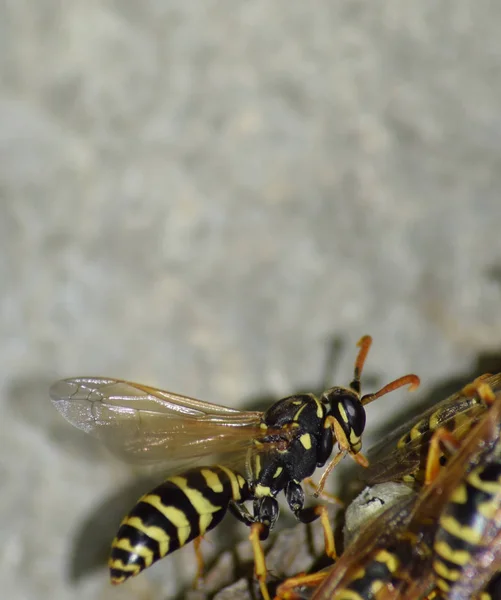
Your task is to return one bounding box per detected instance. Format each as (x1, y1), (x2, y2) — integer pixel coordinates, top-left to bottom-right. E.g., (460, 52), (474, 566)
(109, 465), (249, 584)
(332, 546), (407, 600)
(396, 396), (481, 450)
(433, 462), (501, 599)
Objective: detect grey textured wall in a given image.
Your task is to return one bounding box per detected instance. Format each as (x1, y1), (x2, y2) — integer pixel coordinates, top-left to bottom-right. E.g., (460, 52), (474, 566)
(2, 2), (501, 599)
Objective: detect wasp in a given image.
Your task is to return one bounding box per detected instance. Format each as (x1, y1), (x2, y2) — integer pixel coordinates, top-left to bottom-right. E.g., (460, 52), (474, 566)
(430, 388), (501, 599)
(275, 375), (500, 598)
(392, 379), (501, 600)
(277, 376), (501, 600)
(50, 335), (418, 600)
(364, 373), (501, 487)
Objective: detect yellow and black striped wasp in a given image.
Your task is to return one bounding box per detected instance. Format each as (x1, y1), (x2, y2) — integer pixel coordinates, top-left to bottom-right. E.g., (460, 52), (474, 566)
(364, 373), (501, 487)
(49, 336), (418, 600)
(276, 375), (501, 600)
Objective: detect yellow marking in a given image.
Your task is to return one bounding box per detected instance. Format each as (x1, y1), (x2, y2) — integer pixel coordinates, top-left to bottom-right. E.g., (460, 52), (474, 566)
(300, 433), (312, 450)
(260, 422), (268, 429)
(351, 566), (366, 580)
(169, 477), (222, 514)
(199, 512), (213, 535)
(349, 429), (361, 448)
(292, 400), (302, 405)
(253, 454), (262, 479)
(478, 497), (501, 521)
(397, 438), (406, 449)
(293, 402), (308, 421)
(429, 411), (440, 430)
(450, 483), (468, 504)
(374, 549), (399, 572)
(369, 580), (384, 594)
(439, 514), (483, 545)
(142, 495), (191, 546)
(108, 558), (142, 574)
(338, 404), (348, 424)
(218, 465), (245, 501)
(436, 575), (452, 592)
(273, 466), (283, 478)
(200, 469), (224, 493)
(434, 539), (471, 566)
(469, 467), (501, 494)
(121, 516), (170, 556)
(111, 537), (155, 567)
(433, 559), (459, 584)
(409, 425), (421, 441)
(255, 484), (272, 497)
(313, 396), (323, 418)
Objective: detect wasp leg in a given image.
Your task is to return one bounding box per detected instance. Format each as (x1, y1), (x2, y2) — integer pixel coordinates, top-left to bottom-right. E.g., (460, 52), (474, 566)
(247, 497), (280, 600)
(462, 379), (496, 406)
(249, 522), (271, 600)
(229, 500), (255, 526)
(316, 504), (336, 559)
(230, 502), (272, 599)
(285, 481), (336, 560)
(314, 448), (352, 498)
(424, 427), (461, 486)
(192, 537), (205, 588)
(274, 570), (329, 600)
(304, 478), (344, 506)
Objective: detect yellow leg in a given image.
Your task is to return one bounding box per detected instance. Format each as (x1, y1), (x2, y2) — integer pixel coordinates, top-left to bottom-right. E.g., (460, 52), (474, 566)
(314, 450), (345, 497)
(462, 379), (496, 405)
(249, 523), (271, 600)
(274, 571), (328, 600)
(314, 419), (370, 498)
(313, 505), (337, 560)
(424, 428), (460, 486)
(423, 379), (496, 487)
(304, 478), (344, 506)
(192, 536), (205, 588)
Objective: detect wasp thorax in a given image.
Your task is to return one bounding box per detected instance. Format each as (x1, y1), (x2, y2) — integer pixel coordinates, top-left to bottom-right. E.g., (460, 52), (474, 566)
(262, 393), (317, 427)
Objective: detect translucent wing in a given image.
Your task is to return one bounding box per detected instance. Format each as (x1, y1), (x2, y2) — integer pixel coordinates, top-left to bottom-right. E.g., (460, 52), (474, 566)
(50, 377), (263, 469)
(313, 384), (501, 600)
(308, 493), (419, 600)
(365, 373), (501, 485)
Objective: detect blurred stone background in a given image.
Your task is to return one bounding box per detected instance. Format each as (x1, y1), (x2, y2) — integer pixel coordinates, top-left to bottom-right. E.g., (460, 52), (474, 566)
(2, 1), (501, 599)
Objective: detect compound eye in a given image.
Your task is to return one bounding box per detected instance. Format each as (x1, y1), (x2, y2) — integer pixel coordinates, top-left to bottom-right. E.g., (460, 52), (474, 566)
(328, 392), (366, 440)
(342, 397), (366, 438)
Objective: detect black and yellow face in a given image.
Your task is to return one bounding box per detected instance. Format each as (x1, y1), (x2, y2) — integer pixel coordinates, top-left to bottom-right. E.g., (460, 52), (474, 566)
(322, 387), (367, 454)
